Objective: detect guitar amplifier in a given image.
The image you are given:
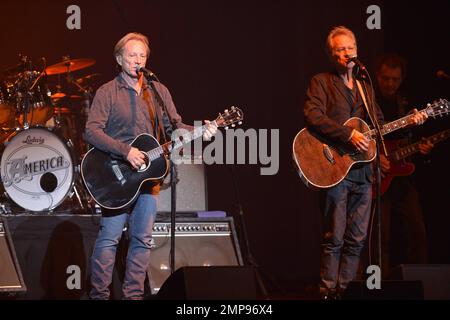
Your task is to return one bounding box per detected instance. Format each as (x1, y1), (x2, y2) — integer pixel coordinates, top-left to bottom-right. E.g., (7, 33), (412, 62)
(157, 160), (207, 212)
(147, 217), (243, 295)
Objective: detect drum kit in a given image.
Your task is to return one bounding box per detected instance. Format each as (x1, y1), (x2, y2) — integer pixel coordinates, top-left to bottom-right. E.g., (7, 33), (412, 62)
(0, 55), (99, 213)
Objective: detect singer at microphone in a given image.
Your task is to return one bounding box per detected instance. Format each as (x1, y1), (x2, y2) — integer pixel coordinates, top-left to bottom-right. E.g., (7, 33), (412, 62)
(137, 66), (157, 80)
(346, 55), (366, 72)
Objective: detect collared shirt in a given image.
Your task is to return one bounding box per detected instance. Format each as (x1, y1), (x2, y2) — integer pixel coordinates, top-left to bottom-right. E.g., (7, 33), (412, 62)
(85, 73), (189, 159)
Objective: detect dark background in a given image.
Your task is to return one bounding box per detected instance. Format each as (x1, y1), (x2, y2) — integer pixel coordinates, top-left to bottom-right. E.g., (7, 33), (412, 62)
(1, 0), (449, 294)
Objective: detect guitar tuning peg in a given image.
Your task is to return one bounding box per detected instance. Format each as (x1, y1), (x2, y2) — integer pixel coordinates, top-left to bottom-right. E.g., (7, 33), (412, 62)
(231, 106), (235, 109)
(238, 121), (242, 125)
(225, 126), (229, 130)
(224, 109), (229, 113)
(231, 124), (235, 128)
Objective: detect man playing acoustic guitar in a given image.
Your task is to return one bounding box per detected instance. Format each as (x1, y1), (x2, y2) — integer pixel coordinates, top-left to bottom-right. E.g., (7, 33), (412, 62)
(303, 27), (427, 299)
(85, 32), (217, 299)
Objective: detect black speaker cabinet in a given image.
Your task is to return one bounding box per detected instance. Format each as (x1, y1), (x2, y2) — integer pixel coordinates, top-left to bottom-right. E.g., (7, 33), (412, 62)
(392, 264), (450, 300)
(0, 216), (26, 295)
(157, 266), (257, 300)
(4, 214), (99, 299)
(343, 280), (424, 300)
(158, 161), (207, 212)
(148, 217), (243, 295)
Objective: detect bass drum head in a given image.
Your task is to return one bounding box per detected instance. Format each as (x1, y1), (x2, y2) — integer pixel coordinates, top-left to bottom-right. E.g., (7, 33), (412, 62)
(0, 127), (74, 211)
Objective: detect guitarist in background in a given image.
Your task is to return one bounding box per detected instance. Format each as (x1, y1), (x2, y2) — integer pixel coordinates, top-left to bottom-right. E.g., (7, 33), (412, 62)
(304, 26), (427, 299)
(374, 53), (432, 278)
(85, 32), (217, 300)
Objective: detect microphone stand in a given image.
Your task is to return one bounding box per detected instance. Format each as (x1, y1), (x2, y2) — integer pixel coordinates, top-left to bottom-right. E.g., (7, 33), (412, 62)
(359, 70), (386, 275)
(146, 74), (178, 275)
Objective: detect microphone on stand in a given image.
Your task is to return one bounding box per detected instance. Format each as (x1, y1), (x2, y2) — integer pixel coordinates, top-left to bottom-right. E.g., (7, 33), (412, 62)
(347, 54), (367, 72)
(137, 66), (159, 81)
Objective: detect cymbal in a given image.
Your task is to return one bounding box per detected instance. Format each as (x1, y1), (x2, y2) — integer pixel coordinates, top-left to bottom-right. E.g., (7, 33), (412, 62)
(51, 92), (82, 100)
(51, 92), (66, 99)
(3, 62), (24, 76)
(45, 58), (95, 75)
(76, 73), (101, 85)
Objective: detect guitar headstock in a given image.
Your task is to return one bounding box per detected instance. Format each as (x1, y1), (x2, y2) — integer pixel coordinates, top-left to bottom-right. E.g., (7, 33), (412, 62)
(215, 106), (244, 129)
(425, 98), (450, 118)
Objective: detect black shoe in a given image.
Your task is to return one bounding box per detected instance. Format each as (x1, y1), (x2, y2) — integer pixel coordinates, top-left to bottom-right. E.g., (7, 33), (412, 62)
(320, 288), (338, 300)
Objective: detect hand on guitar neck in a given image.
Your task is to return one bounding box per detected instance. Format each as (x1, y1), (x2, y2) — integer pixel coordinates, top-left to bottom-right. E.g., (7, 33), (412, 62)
(378, 137), (432, 179)
(418, 138), (434, 155)
(407, 108), (428, 127)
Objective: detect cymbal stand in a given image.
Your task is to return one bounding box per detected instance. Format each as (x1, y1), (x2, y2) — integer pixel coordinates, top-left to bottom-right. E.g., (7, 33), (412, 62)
(64, 71), (94, 212)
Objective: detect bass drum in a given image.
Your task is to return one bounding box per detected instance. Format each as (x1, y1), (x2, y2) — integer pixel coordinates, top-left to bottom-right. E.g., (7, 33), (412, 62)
(0, 127), (74, 211)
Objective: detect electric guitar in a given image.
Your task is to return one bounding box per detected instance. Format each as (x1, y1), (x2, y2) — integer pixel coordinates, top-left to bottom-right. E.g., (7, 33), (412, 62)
(81, 106), (244, 209)
(292, 99), (450, 189)
(374, 128), (450, 197)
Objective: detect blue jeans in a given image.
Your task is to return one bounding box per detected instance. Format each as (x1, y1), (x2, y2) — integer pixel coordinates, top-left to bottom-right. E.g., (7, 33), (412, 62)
(320, 179), (372, 292)
(90, 194), (157, 300)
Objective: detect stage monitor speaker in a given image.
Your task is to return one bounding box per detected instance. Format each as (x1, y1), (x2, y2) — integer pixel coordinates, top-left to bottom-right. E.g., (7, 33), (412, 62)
(147, 217), (243, 295)
(156, 266), (257, 300)
(343, 280), (424, 300)
(0, 216), (26, 295)
(392, 264), (450, 300)
(158, 160), (207, 212)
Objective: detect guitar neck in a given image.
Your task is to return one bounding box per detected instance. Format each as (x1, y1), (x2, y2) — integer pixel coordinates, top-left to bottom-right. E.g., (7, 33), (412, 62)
(364, 107), (432, 141)
(390, 129), (450, 161)
(146, 122), (215, 160)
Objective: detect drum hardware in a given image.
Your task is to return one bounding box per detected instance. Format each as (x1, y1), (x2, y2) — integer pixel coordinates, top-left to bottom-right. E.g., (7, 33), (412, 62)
(0, 127), (75, 212)
(0, 55), (98, 213)
(0, 202), (12, 215)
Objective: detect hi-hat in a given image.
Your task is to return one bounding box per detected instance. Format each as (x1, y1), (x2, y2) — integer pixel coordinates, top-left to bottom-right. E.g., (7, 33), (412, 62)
(45, 58), (95, 75)
(51, 92), (82, 100)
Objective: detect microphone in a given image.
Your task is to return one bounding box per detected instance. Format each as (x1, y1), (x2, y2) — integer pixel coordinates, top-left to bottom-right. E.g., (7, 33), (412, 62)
(436, 70), (450, 80)
(137, 66), (158, 80)
(347, 55), (366, 72)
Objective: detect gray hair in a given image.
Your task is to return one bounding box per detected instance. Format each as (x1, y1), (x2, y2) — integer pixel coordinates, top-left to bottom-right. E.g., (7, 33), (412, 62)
(113, 32), (150, 59)
(326, 26), (356, 56)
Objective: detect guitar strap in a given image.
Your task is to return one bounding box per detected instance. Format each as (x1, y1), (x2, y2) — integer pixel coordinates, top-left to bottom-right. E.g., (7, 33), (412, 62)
(355, 79), (377, 129)
(143, 88), (159, 139)
(356, 79), (388, 155)
(148, 83), (170, 143)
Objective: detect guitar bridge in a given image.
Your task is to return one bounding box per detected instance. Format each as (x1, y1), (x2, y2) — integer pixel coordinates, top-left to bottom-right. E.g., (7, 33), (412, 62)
(323, 144), (336, 164)
(111, 162), (126, 185)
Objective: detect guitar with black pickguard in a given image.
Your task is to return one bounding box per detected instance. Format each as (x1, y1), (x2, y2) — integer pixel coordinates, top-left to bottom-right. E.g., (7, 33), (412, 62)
(81, 106), (244, 209)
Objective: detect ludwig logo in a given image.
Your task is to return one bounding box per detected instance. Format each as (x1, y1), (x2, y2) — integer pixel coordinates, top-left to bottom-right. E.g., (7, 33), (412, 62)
(22, 135), (45, 144)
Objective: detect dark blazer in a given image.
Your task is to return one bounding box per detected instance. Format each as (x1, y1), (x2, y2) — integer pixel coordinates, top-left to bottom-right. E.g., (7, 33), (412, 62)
(303, 71), (385, 183)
